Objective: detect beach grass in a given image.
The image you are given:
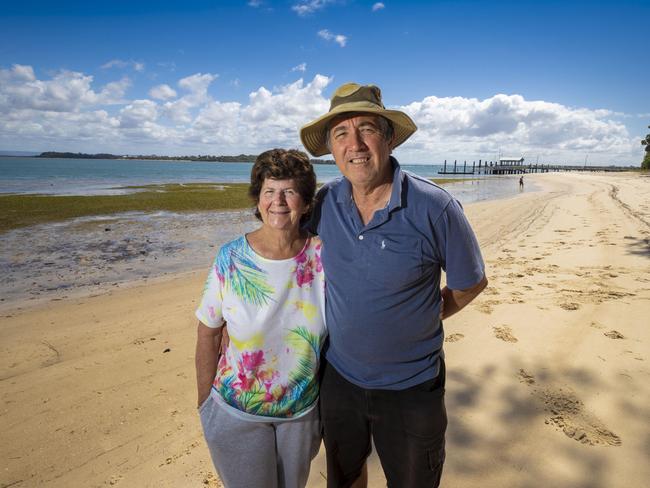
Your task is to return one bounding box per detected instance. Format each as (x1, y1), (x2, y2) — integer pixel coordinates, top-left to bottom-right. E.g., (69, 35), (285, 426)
(0, 180), (466, 232)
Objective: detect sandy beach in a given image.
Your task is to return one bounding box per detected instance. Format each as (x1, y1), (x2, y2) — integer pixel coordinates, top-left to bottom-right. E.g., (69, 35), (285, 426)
(1, 172), (649, 487)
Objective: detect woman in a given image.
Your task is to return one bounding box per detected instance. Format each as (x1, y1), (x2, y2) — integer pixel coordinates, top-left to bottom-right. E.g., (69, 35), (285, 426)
(195, 149), (325, 488)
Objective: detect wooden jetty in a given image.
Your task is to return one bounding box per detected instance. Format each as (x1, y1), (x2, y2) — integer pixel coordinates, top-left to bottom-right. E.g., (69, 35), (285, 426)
(439, 159), (629, 175)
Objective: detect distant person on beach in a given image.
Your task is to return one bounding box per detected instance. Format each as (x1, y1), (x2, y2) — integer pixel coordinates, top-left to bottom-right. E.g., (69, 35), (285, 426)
(520, 175), (524, 189)
(195, 149), (325, 488)
(300, 83), (488, 488)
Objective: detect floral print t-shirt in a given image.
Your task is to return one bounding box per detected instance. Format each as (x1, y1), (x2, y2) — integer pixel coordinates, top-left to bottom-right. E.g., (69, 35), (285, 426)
(196, 236), (326, 419)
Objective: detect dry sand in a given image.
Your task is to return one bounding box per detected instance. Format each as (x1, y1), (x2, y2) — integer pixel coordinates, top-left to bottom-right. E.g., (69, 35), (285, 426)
(1, 172), (649, 488)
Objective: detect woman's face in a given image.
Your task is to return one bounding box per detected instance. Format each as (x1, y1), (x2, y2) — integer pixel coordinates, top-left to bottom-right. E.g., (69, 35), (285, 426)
(257, 178), (308, 232)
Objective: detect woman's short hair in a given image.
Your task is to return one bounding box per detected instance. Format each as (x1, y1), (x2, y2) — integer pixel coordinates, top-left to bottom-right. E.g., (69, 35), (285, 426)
(249, 148), (317, 223)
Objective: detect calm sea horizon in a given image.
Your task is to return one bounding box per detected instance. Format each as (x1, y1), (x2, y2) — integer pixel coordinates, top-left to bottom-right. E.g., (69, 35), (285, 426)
(0, 156), (528, 205)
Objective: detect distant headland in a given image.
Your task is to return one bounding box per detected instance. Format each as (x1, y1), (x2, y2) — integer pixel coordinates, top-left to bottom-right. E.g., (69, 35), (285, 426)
(36, 151), (335, 165)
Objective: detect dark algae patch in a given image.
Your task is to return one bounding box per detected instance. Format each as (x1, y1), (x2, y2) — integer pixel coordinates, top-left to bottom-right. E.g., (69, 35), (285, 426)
(0, 183), (251, 232)
(0, 180), (465, 232)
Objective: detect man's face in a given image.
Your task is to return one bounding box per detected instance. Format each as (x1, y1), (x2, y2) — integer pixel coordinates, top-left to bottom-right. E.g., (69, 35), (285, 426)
(328, 114), (394, 190)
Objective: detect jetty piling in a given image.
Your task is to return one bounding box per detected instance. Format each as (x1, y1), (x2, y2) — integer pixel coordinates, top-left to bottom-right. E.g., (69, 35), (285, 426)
(438, 159), (627, 175)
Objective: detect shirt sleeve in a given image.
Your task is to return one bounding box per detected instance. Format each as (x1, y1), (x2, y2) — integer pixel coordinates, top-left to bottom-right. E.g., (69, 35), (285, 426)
(433, 198), (485, 290)
(195, 251), (225, 328)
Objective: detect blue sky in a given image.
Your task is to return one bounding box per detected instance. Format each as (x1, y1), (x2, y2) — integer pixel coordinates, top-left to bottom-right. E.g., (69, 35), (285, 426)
(1, 0), (648, 165)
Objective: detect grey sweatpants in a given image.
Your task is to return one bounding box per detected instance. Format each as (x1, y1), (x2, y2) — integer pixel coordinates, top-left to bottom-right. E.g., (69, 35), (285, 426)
(199, 396), (321, 488)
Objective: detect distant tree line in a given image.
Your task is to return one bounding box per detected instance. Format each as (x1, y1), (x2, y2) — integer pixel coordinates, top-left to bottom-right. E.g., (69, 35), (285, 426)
(37, 151), (335, 165)
(641, 125), (650, 170)
(39, 152), (121, 159)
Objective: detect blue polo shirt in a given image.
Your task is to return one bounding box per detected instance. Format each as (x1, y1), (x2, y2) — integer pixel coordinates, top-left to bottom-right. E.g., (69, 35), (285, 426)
(311, 158), (485, 390)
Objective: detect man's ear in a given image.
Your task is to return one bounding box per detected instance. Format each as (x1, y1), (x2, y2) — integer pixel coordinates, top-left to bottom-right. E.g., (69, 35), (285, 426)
(388, 133), (397, 153)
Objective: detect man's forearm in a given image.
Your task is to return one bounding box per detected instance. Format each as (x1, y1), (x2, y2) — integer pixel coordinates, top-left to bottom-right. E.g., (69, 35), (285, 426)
(440, 275), (488, 320)
(195, 322), (223, 407)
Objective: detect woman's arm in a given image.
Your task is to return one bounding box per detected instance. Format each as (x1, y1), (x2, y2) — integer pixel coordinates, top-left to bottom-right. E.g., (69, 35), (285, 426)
(195, 322), (223, 408)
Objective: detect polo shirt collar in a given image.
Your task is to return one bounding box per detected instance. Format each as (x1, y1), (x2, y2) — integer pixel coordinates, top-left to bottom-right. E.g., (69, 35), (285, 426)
(387, 157), (404, 211)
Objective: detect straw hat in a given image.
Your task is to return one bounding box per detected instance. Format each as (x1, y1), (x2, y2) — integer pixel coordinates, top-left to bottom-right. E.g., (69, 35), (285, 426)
(299, 82), (417, 157)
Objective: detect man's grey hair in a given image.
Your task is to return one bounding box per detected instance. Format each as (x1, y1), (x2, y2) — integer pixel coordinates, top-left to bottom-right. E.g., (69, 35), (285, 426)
(325, 114), (395, 152)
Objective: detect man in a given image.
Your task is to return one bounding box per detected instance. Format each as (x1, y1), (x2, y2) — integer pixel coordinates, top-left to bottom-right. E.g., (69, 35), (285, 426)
(300, 83), (487, 488)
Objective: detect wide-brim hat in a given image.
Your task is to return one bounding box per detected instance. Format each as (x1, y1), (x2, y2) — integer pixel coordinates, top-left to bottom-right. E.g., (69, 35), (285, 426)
(300, 83), (417, 157)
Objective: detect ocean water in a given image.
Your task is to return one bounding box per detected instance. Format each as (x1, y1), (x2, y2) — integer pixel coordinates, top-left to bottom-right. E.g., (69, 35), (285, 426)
(0, 157), (528, 204)
(0, 157), (533, 306)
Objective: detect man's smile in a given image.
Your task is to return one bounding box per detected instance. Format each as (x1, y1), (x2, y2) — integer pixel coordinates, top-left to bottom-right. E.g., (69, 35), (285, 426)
(349, 157), (370, 164)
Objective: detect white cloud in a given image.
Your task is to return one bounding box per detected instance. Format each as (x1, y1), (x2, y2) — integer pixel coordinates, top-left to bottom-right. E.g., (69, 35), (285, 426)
(318, 29), (347, 47)
(292, 62), (307, 72)
(372, 2), (385, 12)
(178, 73), (217, 98)
(98, 78), (131, 104)
(248, 0), (263, 7)
(398, 93), (636, 164)
(161, 73), (218, 124)
(149, 84), (177, 100)
(292, 0), (333, 16)
(189, 75), (332, 150)
(0, 64), (641, 164)
(0, 65), (129, 112)
(119, 100), (158, 128)
(11, 64), (36, 81)
(101, 59), (145, 72)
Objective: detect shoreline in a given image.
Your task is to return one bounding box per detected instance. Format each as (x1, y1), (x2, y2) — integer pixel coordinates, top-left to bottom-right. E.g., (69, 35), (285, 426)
(0, 175), (534, 311)
(1, 172), (649, 487)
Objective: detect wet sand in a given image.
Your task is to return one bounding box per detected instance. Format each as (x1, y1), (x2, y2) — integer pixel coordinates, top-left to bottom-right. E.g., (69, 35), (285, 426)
(1, 172), (649, 487)
(0, 209), (258, 310)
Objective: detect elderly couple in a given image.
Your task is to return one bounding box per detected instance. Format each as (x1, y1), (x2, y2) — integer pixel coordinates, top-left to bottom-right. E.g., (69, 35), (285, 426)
(195, 83), (487, 488)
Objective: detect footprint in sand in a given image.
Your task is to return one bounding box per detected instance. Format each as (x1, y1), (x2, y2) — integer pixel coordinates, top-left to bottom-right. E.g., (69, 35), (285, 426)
(604, 330), (625, 339)
(477, 303), (494, 314)
(541, 389), (622, 446)
(506, 272), (526, 279)
(201, 472), (224, 488)
(519, 371), (622, 447)
(517, 368), (535, 385)
(476, 299), (501, 314)
(538, 282), (557, 289)
(445, 333), (465, 343)
(493, 325), (518, 342)
(107, 474), (124, 486)
(559, 302), (580, 311)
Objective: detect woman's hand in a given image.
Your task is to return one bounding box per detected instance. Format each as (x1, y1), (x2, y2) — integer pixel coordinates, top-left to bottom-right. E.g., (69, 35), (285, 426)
(195, 322), (224, 408)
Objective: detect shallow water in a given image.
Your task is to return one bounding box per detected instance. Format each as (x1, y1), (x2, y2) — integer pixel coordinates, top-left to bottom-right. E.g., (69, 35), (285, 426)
(0, 164), (534, 307)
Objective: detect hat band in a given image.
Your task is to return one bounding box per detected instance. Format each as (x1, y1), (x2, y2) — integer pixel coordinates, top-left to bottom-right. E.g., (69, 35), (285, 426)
(328, 100), (390, 114)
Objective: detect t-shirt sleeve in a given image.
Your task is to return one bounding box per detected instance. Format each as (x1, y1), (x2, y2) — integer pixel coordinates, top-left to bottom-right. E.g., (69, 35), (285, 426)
(195, 252), (225, 328)
(433, 198), (485, 290)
